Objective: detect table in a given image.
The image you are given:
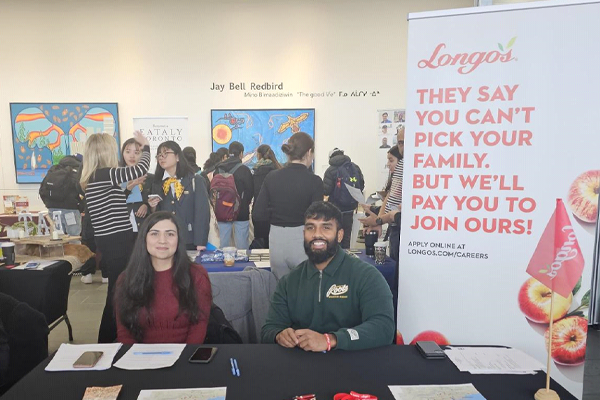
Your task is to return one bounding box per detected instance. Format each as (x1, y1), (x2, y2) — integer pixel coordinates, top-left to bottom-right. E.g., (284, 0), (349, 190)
(1, 344), (577, 400)
(0, 260), (73, 341)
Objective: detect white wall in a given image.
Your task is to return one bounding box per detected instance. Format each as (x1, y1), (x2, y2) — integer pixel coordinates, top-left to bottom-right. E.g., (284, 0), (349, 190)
(0, 0), (472, 210)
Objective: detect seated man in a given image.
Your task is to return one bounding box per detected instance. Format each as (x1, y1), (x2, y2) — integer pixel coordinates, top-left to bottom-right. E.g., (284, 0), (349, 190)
(261, 201), (395, 351)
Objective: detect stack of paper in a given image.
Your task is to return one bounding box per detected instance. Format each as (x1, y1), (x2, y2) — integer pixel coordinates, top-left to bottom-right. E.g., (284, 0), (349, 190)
(114, 343), (185, 370)
(389, 383), (487, 400)
(444, 347), (544, 374)
(137, 387), (226, 400)
(12, 260), (59, 270)
(249, 249), (270, 262)
(45, 343), (122, 371)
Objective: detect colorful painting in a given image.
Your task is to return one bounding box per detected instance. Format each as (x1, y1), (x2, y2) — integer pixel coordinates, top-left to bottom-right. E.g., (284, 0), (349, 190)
(10, 103), (120, 183)
(211, 109), (315, 167)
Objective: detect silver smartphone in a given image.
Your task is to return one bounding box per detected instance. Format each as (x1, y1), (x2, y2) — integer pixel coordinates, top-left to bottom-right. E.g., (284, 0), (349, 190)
(73, 351), (104, 368)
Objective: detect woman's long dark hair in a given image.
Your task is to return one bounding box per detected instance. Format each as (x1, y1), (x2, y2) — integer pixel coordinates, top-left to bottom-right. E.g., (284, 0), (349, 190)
(153, 141), (194, 183)
(202, 148), (229, 171)
(116, 211), (202, 342)
(257, 144), (282, 169)
(385, 146), (402, 191)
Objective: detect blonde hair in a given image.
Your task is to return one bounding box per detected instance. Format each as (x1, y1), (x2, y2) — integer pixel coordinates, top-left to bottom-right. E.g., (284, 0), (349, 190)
(80, 133), (119, 190)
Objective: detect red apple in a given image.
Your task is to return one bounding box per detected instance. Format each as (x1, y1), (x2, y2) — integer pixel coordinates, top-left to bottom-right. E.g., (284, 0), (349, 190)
(410, 330), (449, 345)
(567, 170), (600, 223)
(544, 316), (587, 365)
(396, 330), (404, 345)
(518, 278), (572, 323)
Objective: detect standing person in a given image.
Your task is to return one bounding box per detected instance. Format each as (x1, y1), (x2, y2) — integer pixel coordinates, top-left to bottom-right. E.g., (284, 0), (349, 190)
(251, 144), (282, 249)
(200, 148), (229, 189)
(323, 148), (365, 249)
(115, 212), (211, 344)
(148, 141), (210, 251)
(120, 138), (154, 233)
(39, 154), (83, 236)
(253, 132), (324, 279)
(212, 141), (254, 249)
(80, 131), (150, 343)
(182, 146), (202, 174)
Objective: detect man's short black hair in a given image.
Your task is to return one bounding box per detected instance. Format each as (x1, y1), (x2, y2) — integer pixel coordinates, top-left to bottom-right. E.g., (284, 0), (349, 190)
(304, 201), (343, 230)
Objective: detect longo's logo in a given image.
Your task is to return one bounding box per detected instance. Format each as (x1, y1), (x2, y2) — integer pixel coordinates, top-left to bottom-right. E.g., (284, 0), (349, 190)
(418, 37), (517, 74)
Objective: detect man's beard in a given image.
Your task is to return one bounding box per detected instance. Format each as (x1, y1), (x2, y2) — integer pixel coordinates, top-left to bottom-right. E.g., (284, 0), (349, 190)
(304, 237), (338, 264)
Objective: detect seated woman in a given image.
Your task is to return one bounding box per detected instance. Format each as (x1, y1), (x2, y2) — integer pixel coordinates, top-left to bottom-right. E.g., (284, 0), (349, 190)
(115, 211), (212, 344)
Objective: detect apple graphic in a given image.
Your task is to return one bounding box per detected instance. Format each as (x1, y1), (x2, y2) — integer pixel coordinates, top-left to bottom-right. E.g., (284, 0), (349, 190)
(518, 278), (572, 323)
(396, 330), (404, 345)
(544, 316), (587, 365)
(409, 330), (449, 345)
(567, 170), (600, 223)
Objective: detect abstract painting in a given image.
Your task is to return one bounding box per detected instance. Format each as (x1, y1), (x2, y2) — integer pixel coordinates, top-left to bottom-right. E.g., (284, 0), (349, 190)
(211, 109), (315, 168)
(10, 103), (120, 183)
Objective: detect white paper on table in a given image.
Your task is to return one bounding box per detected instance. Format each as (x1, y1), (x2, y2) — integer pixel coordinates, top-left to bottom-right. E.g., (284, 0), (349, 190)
(344, 183), (366, 204)
(45, 343), (122, 371)
(113, 343), (185, 370)
(254, 261), (271, 268)
(389, 383), (487, 400)
(12, 260), (59, 270)
(444, 347), (544, 374)
(250, 249), (270, 255)
(137, 387), (226, 400)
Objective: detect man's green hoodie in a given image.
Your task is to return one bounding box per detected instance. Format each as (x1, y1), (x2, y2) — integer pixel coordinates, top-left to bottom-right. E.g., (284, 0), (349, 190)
(261, 246), (395, 350)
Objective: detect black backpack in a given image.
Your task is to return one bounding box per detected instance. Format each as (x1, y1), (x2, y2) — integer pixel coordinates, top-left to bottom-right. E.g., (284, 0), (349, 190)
(331, 161), (363, 209)
(204, 303), (243, 344)
(39, 162), (79, 206)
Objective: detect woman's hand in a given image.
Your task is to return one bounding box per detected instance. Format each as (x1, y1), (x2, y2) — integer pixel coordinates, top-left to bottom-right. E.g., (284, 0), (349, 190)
(126, 175), (147, 191)
(148, 196), (162, 208)
(133, 130), (149, 147)
(135, 204), (148, 218)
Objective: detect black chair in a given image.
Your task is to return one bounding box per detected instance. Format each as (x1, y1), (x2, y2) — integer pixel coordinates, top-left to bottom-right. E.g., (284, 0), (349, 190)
(0, 292), (48, 395)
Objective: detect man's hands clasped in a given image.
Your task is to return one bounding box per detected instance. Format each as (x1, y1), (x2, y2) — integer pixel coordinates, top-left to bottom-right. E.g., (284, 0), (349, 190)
(276, 328), (336, 352)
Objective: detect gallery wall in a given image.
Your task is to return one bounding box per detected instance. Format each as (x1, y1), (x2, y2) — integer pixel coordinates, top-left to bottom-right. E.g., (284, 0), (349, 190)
(0, 0), (472, 210)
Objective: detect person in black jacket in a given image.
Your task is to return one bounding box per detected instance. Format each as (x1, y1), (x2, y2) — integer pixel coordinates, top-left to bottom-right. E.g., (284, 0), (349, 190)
(148, 141), (211, 251)
(39, 155), (83, 236)
(183, 146), (202, 174)
(323, 148), (365, 248)
(253, 132), (324, 279)
(251, 145), (281, 248)
(214, 141), (254, 249)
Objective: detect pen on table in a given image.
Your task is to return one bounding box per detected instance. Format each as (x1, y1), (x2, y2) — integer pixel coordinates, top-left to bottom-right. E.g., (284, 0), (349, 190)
(230, 358), (238, 377)
(133, 351), (174, 355)
(233, 358), (240, 376)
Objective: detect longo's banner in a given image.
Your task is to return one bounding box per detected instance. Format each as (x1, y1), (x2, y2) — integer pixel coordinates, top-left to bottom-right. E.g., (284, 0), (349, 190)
(400, 1), (600, 397)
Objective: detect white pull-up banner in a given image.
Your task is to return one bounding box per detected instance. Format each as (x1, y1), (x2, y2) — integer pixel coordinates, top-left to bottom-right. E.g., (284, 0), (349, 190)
(400, 1), (600, 398)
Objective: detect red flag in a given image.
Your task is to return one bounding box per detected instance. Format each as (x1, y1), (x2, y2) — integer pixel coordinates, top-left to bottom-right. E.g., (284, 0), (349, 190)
(526, 199), (585, 298)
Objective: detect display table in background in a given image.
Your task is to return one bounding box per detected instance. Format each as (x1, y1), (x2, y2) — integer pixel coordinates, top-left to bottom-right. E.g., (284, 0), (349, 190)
(0, 260), (73, 341)
(1, 344), (578, 400)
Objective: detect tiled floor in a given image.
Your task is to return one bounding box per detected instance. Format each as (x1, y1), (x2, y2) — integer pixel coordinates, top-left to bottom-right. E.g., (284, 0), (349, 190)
(48, 274), (107, 353)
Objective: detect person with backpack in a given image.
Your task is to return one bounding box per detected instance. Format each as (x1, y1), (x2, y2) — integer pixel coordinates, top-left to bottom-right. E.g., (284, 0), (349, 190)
(211, 141), (254, 249)
(253, 132), (324, 279)
(323, 148), (365, 249)
(148, 141), (210, 251)
(39, 155), (83, 236)
(251, 144), (282, 249)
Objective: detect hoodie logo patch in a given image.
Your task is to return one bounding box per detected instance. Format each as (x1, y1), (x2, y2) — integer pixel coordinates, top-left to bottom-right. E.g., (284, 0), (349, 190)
(347, 328), (359, 340)
(326, 284), (349, 299)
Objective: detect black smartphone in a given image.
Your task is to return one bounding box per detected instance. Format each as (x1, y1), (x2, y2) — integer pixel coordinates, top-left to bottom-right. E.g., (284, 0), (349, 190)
(73, 351), (104, 368)
(416, 341), (446, 359)
(189, 347), (218, 363)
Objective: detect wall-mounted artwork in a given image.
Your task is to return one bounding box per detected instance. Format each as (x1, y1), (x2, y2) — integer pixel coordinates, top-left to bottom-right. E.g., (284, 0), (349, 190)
(10, 102), (120, 184)
(211, 109), (315, 168)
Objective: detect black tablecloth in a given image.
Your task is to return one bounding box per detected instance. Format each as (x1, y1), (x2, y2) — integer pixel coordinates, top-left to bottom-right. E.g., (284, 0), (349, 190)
(0, 260), (71, 324)
(2, 344), (577, 400)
